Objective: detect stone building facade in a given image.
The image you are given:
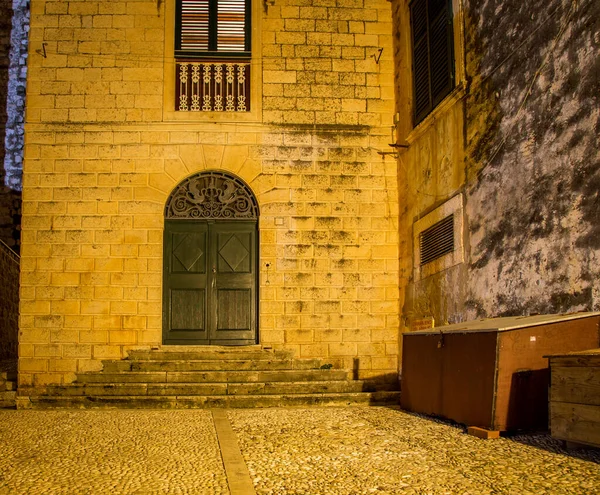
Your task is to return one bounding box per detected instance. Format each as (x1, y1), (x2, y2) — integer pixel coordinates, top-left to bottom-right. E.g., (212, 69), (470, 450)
(17, 0), (600, 391)
(393, 0), (600, 333)
(19, 0), (399, 390)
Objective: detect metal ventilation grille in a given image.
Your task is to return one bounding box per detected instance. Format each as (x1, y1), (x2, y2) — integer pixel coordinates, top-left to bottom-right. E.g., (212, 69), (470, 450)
(419, 214), (454, 265)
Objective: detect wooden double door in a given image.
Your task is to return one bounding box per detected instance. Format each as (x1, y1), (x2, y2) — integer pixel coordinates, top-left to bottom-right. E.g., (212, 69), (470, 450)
(163, 220), (258, 345)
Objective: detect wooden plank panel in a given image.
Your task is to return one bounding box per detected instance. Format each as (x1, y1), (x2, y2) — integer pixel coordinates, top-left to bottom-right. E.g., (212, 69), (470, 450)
(171, 289), (205, 331)
(551, 402), (600, 448)
(551, 366), (600, 406)
(549, 350), (600, 368)
(217, 289), (250, 330)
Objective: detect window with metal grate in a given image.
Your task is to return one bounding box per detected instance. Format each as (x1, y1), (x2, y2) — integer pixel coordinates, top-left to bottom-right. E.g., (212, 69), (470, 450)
(410, 0), (455, 125)
(175, 0), (251, 58)
(419, 214), (454, 266)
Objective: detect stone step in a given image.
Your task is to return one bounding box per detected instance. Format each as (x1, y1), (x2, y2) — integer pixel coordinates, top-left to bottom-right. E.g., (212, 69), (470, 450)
(127, 349), (294, 361)
(102, 358), (323, 373)
(0, 391), (17, 409)
(0, 380), (16, 392)
(17, 391), (401, 409)
(40, 380), (366, 397)
(77, 370), (349, 384)
(0, 371), (17, 382)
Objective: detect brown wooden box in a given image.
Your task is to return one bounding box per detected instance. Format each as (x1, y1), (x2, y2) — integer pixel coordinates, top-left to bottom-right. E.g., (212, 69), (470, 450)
(401, 313), (600, 431)
(546, 348), (600, 448)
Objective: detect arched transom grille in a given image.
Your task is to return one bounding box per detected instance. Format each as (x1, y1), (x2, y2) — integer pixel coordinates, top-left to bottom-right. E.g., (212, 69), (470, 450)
(165, 171), (258, 220)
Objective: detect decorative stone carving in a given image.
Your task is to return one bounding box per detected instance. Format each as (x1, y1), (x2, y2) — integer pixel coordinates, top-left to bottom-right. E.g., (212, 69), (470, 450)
(165, 171), (258, 220)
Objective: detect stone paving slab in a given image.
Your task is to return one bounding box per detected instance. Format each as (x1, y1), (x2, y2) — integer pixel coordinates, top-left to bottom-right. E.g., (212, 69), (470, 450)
(228, 407), (600, 495)
(0, 410), (229, 494)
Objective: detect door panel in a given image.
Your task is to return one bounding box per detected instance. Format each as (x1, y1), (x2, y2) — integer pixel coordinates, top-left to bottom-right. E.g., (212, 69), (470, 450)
(164, 222), (209, 343)
(216, 289), (251, 330)
(171, 289), (205, 331)
(171, 232), (206, 273)
(164, 220), (257, 345)
(217, 232), (252, 273)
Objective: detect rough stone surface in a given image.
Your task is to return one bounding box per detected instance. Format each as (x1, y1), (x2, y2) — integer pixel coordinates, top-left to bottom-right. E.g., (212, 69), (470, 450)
(394, 0), (600, 329)
(464, 0), (600, 318)
(229, 407), (600, 495)
(0, 0), (26, 251)
(3, 0), (28, 191)
(0, 410), (229, 494)
(0, 240), (19, 360)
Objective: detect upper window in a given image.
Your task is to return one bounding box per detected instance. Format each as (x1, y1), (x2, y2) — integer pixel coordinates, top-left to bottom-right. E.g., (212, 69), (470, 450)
(175, 0), (251, 58)
(410, 0), (455, 125)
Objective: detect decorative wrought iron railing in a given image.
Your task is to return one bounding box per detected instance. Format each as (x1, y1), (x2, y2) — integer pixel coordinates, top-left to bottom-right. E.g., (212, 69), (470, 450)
(176, 60), (251, 112)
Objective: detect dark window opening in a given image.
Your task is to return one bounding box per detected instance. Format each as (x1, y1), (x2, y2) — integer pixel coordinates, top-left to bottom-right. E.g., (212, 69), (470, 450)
(410, 0), (455, 125)
(419, 214), (454, 265)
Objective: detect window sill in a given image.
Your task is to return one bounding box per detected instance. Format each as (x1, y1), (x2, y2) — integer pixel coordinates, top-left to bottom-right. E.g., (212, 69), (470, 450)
(405, 81), (467, 145)
(162, 109), (262, 123)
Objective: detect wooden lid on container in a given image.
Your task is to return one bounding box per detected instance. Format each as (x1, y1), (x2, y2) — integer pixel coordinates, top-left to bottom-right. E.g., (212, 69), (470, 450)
(405, 312), (600, 336)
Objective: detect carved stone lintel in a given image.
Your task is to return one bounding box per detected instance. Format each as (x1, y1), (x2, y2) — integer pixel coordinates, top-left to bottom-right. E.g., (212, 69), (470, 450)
(165, 171), (258, 220)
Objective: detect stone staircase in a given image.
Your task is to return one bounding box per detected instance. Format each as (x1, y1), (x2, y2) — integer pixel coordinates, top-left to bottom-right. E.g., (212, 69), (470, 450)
(18, 346), (400, 409)
(0, 364), (17, 409)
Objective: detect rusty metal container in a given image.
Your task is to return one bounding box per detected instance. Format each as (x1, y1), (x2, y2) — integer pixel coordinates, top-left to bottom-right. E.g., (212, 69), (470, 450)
(401, 313), (600, 431)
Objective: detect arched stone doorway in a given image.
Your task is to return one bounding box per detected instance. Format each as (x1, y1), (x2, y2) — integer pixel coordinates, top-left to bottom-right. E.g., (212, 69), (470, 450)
(163, 171), (259, 345)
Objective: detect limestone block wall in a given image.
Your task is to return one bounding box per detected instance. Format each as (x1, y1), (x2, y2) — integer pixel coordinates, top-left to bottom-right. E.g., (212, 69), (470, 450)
(0, 239), (19, 361)
(20, 0), (399, 390)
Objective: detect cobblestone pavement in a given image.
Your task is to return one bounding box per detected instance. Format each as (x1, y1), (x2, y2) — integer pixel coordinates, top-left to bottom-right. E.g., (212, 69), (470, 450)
(0, 408), (599, 495)
(0, 410), (229, 495)
(228, 407), (600, 495)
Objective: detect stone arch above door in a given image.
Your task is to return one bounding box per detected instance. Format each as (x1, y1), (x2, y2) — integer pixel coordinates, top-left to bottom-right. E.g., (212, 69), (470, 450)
(165, 170), (259, 220)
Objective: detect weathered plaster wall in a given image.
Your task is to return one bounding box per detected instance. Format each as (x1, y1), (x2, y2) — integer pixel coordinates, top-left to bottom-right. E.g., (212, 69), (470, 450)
(464, 0), (600, 317)
(20, 0), (398, 389)
(0, 240), (19, 361)
(392, 0), (467, 330)
(394, 0), (599, 330)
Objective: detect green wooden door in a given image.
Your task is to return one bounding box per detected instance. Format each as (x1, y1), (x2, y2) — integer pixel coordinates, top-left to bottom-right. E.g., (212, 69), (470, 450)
(163, 220), (257, 345)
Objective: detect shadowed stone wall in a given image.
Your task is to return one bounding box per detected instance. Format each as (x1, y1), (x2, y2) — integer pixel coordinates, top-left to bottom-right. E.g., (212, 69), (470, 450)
(0, 240), (19, 361)
(0, 0), (28, 252)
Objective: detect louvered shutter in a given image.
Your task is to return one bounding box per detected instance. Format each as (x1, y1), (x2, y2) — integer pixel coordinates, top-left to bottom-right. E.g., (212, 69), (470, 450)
(178, 0), (210, 51)
(428, 0), (454, 108)
(410, 0), (454, 125)
(217, 0), (248, 51)
(411, 0), (431, 124)
(176, 0), (250, 56)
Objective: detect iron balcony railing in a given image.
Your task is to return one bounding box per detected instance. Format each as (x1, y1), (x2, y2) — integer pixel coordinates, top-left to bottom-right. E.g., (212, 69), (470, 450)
(176, 60), (251, 112)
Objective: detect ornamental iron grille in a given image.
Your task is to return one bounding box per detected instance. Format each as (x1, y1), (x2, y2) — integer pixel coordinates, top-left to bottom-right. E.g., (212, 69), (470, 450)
(165, 171), (259, 220)
(176, 61), (250, 112)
